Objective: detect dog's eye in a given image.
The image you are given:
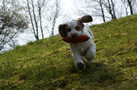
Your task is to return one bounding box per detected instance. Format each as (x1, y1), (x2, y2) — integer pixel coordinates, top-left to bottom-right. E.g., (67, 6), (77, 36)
(75, 26), (80, 31)
(67, 28), (71, 32)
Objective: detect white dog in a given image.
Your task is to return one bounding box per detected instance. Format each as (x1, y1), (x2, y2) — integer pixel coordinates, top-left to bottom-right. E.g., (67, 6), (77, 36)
(58, 15), (96, 70)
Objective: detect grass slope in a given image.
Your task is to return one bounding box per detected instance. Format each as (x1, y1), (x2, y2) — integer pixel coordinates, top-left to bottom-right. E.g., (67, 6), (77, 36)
(0, 15), (137, 89)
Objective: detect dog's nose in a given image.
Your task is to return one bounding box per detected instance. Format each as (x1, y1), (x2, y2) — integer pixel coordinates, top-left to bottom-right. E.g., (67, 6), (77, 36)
(71, 33), (78, 38)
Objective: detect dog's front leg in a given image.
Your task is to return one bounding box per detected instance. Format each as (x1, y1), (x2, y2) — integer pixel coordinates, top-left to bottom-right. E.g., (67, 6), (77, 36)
(73, 53), (86, 70)
(70, 46), (86, 70)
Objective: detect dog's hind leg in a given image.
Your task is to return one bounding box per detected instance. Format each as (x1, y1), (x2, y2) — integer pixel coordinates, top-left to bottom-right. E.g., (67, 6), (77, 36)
(85, 45), (96, 62)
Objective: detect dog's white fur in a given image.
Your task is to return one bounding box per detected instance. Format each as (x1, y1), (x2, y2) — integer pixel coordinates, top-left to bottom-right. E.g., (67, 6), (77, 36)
(59, 15), (96, 69)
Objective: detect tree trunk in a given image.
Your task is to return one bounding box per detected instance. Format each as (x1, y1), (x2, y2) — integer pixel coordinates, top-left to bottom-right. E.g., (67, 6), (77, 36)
(110, 0), (116, 19)
(107, 0), (116, 19)
(26, 0), (38, 40)
(38, 6), (44, 39)
(51, 0), (60, 36)
(99, 0), (106, 22)
(127, 0), (133, 15)
(31, 0), (39, 40)
(51, 16), (56, 36)
(38, 1), (44, 39)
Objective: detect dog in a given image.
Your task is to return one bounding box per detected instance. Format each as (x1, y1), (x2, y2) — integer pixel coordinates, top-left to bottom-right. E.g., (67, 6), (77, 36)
(58, 15), (96, 70)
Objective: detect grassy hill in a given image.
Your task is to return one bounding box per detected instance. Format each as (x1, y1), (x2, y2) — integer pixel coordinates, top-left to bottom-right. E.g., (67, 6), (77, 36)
(0, 14), (137, 89)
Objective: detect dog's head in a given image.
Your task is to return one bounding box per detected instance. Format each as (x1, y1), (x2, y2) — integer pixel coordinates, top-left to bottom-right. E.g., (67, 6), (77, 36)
(59, 15), (93, 39)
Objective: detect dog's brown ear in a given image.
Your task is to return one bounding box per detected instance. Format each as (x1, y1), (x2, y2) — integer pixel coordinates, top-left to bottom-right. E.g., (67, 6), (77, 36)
(78, 15), (93, 23)
(58, 24), (68, 38)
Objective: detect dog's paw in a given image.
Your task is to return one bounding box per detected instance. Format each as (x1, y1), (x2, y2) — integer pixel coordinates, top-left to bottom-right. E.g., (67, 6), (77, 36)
(76, 62), (86, 70)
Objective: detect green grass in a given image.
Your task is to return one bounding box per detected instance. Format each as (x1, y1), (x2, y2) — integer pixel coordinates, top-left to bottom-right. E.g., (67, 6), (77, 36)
(0, 14), (137, 89)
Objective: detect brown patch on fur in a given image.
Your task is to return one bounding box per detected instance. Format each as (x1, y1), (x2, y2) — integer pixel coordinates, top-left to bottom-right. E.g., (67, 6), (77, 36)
(78, 15), (93, 23)
(59, 24), (68, 38)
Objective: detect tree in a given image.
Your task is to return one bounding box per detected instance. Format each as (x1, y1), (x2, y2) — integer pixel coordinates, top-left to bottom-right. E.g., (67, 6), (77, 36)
(26, 0), (40, 40)
(99, 0), (106, 22)
(26, 0), (60, 39)
(26, 0), (50, 40)
(76, 0), (105, 23)
(77, 0), (115, 23)
(78, 0), (119, 22)
(50, 0), (60, 36)
(126, 0), (136, 15)
(103, 0), (117, 19)
(122, 0), (129, 16)
(121, 0), (136, 16)
(85, 0), (107, 22)
(0, 1), (28, 52)
(91, 0), (106, 22)
(127, 0), (133, 15)
(37, 0), (46, 39)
